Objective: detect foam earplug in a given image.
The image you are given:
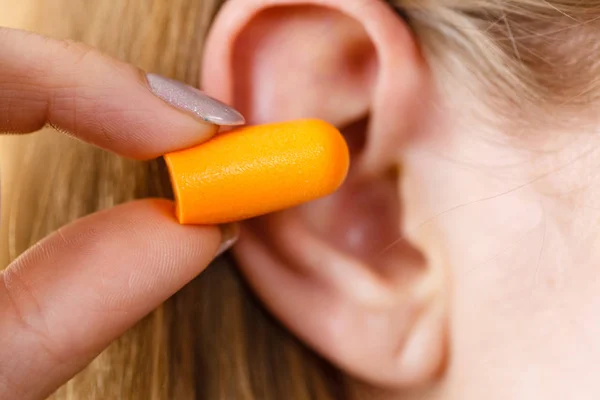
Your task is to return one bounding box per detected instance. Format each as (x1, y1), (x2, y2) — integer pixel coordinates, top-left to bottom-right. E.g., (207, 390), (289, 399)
(163, 119), (350, 225)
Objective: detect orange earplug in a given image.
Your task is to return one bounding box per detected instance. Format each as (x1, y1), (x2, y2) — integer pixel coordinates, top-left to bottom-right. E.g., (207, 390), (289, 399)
(163, 119), (350, 225)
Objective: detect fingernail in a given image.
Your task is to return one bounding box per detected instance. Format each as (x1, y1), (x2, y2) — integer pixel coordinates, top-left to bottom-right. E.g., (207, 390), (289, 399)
(146, 73), (245, 126)
(215, 223), (240, 257)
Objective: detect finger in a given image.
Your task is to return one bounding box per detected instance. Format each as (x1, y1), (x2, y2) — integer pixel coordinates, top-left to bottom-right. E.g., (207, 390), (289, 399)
(0, 199), (223, 399)
(0, 28), (244, 159)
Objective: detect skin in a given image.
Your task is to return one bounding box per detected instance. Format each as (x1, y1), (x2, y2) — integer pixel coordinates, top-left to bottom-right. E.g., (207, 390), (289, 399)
(3, 0), (600, 399)
(0, 27), (231, 399)
(204, 0), (600, 399)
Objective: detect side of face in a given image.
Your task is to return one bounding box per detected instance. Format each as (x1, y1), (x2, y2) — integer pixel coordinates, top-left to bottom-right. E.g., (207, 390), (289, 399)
(201, 1), (600, 398)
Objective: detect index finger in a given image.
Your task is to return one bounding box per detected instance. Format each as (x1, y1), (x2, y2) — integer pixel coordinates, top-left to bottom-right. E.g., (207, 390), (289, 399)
(0, 28), (244, 159)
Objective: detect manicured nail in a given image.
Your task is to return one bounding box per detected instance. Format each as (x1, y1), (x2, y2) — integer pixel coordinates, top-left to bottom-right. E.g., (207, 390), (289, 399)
(146, 73), (245, 126)
(215, 223), (240, 257)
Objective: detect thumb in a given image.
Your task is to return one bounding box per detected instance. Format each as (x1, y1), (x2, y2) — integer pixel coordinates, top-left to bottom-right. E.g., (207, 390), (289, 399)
(0, 200), (235, 399)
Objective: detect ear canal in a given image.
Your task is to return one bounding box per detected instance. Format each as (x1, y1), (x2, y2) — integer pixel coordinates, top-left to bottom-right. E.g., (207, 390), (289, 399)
(298, 166), (426, 288)
(231, 5), (378, 125)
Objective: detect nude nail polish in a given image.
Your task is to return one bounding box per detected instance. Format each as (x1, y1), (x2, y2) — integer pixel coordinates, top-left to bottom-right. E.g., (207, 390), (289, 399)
(215, 223), (240, 257)
(146, 73), (245, 126)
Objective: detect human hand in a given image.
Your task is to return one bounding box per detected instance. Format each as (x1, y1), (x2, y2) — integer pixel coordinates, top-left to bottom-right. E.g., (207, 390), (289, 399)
(0, 27), (242, 400)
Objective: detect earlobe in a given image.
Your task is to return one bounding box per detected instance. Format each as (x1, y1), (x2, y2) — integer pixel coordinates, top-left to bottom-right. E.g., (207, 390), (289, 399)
(202, 0), (443, 389)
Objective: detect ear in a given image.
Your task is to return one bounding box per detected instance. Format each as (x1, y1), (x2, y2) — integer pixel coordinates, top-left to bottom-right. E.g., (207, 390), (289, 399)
(202, 0), (445, 388)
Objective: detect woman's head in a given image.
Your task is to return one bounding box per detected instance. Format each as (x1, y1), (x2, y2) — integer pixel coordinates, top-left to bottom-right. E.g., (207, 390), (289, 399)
(203, 0), (600, 396)
(4, 0), (600, 399)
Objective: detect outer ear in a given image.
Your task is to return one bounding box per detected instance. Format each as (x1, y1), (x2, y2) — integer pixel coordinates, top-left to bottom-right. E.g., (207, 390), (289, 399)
(201, 0), (444, 389)
(203, 0), (427, 176)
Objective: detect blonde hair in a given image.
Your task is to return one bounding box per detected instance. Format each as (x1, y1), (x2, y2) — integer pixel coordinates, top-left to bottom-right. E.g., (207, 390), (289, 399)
(400, 1), (600, 135)
(2, 0), (598, 398)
